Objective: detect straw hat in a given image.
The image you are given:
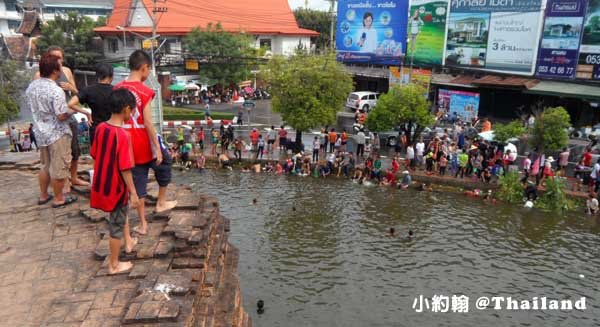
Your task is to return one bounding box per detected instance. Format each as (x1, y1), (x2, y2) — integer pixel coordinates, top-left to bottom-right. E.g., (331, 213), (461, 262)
(546, 156), (555, 163)
(402, 170), (409, 175)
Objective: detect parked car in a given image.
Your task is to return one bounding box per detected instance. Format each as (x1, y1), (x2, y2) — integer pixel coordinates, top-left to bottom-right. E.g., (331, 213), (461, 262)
(345, 91), (379, 112)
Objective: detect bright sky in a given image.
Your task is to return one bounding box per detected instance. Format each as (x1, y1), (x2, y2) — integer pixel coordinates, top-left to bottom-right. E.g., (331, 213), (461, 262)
(288, 0), (331, 11)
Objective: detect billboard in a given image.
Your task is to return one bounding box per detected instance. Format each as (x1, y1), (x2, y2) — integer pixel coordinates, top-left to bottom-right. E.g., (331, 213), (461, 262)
(336, 0), (409, 65)
(389, 67), (432, 91)
(444, 0), (543, 74)
(406, 0), (450, 66)
(577, 0), (600, 80)
(437, 89), (480, 121)
(536, 0), (587, 79)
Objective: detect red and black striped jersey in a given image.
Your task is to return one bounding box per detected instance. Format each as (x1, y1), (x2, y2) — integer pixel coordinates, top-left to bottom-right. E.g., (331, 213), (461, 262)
(90, 122), (134, 212)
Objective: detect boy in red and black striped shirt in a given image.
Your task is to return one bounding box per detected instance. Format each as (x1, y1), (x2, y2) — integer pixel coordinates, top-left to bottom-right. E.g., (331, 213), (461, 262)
(90, 89), (140, 274)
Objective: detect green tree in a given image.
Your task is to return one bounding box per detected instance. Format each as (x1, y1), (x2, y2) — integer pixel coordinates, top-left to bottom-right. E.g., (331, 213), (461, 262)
(294, 8), (332, 51)
(366, 84), (434, 145)
(262, 53), (352, 150)
(185, 23), (262, 85)
(36, 12), (104, 69)
(0, 59), (27, 123)
(493, 120), (525, 145)
(529, 106), (571, 152)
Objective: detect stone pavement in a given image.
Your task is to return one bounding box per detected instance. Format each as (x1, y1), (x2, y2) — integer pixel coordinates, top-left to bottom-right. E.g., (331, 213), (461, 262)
(0, 152), (251, 327)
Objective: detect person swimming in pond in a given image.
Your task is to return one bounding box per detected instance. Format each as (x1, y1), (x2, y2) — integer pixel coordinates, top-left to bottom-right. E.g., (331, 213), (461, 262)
(252, 163), (261, 173)
(389, 227), (395, 236)
(419, 183), (433, 192)
(403, 230), (414, 241)
(252, 198), (257, 205)
(241, 166), (251, 173)
(257, 299), (264, 314)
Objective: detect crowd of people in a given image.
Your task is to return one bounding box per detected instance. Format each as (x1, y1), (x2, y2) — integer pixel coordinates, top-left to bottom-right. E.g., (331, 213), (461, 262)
(166, 114), (600, 216)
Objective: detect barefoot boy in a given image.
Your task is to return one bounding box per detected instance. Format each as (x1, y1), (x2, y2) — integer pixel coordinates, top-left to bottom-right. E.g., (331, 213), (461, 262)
(90, 89), (139, 274)
(115, 50), (177, 235)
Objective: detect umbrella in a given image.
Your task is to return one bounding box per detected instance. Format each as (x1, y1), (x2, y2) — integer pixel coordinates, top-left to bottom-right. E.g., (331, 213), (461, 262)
(505, 143), (517, 154)
(478, 131), (494, 141)
(243, 86), (254, 94)
(168, 84), (186, 91)
(185, 83), (199, 90)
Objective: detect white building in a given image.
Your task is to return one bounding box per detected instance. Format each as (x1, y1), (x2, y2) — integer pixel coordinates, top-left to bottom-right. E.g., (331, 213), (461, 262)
(0, 0), (21, 35)
(95, 0), (317, 61)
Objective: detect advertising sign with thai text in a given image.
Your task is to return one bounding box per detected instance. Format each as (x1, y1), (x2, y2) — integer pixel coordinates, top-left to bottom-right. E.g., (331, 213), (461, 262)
(444, 0), (544, 75)
(336, 0), (409, 65)
(406, 0), (450, 66)
(536, 0), (587, 79)
(577, 0), (600, 80)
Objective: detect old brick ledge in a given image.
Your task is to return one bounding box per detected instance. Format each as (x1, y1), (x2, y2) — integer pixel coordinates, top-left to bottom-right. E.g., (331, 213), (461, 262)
(0, 152), (251, 327)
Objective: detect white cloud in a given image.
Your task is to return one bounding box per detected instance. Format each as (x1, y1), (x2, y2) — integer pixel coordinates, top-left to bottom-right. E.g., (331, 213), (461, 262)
(288, 0), (332, 11)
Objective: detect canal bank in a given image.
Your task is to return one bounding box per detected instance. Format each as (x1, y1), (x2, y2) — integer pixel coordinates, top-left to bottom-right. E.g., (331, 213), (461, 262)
(183, 150), (589, 201)
(0, 152), (251, 326)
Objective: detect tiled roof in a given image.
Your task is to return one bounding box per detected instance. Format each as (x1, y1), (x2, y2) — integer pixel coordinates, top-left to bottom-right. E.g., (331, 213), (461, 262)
(17, 10), (42, 36)
(1, 35), (36, 62)
(96, 0), (318, 36)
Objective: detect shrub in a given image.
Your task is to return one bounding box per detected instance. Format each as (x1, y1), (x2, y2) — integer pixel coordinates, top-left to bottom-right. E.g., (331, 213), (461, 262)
(497, 171), (523, 204)
(537, 177), (573, 212)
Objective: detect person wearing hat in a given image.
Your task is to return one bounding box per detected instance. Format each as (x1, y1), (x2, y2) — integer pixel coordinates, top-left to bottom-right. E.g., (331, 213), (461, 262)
(400, 170), (411, 189)
(540, 156), (555, 185)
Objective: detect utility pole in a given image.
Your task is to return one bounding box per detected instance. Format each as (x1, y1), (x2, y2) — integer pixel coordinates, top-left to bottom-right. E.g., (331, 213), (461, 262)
(151, 0), (167, 76)
(328, 0), (335, 50)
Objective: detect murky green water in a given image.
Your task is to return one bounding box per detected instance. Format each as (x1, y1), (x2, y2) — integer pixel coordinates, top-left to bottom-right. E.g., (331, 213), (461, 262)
(176, 170), (600, 327)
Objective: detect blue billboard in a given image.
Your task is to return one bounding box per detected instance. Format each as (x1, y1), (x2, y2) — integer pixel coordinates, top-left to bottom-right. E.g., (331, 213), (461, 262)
(336, 0), (409, 65)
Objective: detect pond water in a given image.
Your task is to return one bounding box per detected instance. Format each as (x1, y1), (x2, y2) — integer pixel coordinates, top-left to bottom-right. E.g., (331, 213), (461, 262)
(175, 170), (600, 327)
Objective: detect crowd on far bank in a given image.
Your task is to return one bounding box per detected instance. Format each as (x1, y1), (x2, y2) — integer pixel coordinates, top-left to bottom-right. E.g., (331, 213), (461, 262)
(168, 118), (599, 215)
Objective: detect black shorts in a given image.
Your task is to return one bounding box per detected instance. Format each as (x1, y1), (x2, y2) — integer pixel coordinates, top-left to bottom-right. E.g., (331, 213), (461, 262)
(268, 139), (275, 144)
(279, 137), (287, 145)
(108, 202), (128, 239)
(182, 152), (189, 162)
(132, 159), (172, 198)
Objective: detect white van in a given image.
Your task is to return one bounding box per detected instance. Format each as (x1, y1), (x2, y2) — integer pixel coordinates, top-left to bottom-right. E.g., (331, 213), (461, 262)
(346, 91), (379, 112)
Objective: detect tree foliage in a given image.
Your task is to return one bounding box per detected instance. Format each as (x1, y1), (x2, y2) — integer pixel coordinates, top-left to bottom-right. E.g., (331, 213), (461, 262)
(497, 171), (524, 204)
(493, 120), (525, 145)
(261, 52), (352, 133)
(185, 23), (262, 85)
(529, 106), (571, 152)
(36, 12), (105, 69)
(537, 177), (573, 212)
(0, 59), (27, 123)
(294, 8), (332, 51)
(366, 84), (434, 144)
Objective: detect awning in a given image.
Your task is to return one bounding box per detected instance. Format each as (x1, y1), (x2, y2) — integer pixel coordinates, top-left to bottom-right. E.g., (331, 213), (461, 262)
(430, 73), (477, 88)
(524, 81), (600, 101)
(471, 75), (538, 89)
(168, 84), (186, 91)
(344, 65), (389, 79)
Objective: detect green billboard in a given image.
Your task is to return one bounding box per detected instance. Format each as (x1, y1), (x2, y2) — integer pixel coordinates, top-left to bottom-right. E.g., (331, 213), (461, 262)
(406, 0), (449, 66)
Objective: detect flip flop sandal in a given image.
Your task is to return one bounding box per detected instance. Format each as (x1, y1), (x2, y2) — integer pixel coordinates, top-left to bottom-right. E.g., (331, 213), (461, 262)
(51, 195), (78, 208)
(38, 195), (54, 205)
